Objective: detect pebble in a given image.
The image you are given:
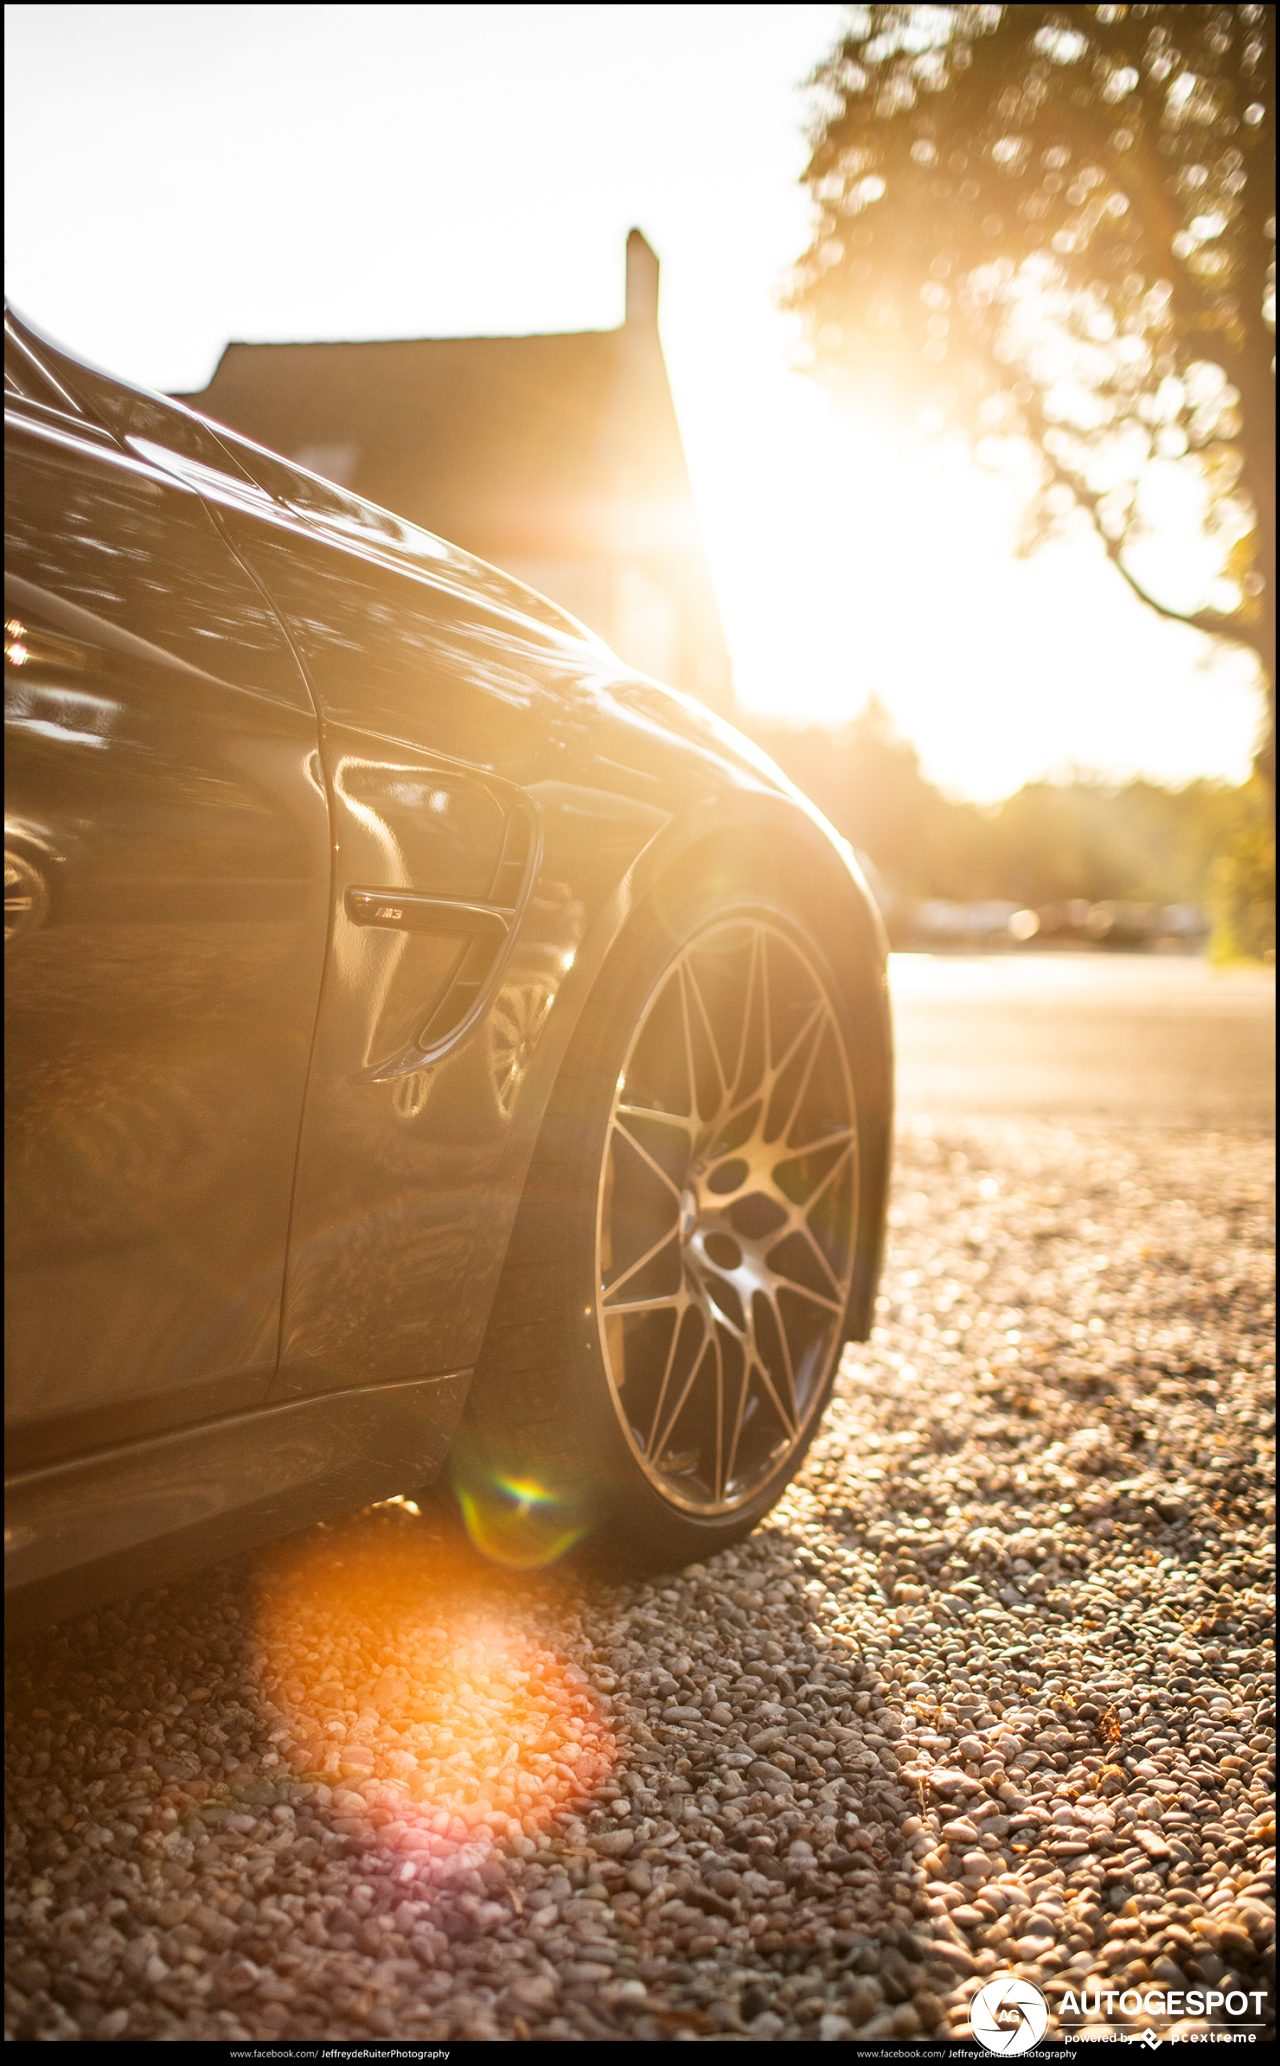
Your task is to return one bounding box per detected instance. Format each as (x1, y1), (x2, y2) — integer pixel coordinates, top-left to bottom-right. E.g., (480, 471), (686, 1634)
(4, 1123), (1274, 2042)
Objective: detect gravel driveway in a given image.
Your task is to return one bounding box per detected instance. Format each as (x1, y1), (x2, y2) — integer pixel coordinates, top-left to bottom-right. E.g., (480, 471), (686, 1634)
(5, 1101), (1275, 2040)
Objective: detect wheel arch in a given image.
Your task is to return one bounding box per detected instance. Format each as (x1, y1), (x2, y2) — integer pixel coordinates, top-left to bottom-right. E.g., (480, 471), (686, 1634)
(475, 794), (893, 1352)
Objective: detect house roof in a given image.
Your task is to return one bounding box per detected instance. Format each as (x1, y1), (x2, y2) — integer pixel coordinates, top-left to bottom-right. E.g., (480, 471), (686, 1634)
(176, 236), (691, 556)
(179, 328), (652, 555)
(173, 233), (734, 703)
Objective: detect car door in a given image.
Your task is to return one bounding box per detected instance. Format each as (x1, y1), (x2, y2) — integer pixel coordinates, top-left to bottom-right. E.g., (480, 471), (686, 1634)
(203, 507), (561, 1398)
(4, 376), (330, 1468)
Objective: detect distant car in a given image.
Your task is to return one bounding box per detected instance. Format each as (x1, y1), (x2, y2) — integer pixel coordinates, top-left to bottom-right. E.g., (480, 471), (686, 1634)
(3, 304), (892, 1624)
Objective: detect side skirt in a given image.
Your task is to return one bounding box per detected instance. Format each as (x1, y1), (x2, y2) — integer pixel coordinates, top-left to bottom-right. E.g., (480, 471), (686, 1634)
(4, 1370), (470, 1633)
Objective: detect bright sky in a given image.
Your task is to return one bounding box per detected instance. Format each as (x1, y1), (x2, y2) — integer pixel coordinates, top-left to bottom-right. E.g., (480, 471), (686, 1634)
(4, 2), (1264, 800)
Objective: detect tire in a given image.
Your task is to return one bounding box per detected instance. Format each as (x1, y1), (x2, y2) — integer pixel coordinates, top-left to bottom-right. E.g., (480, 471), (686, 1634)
(450, 863), (864, 1573)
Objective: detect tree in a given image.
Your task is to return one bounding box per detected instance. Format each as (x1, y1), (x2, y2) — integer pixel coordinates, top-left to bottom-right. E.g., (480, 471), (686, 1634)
(747, 697), (1269, 948)
(788, 3), (1276, 784)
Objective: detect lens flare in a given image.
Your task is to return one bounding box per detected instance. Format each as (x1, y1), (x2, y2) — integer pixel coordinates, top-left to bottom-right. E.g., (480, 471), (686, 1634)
(249, 1510), (613, 1864)
(453, 1465), (589, 1570)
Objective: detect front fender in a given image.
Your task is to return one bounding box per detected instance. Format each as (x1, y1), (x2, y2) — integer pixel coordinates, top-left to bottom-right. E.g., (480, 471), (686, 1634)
(471, 787), (893, 1348)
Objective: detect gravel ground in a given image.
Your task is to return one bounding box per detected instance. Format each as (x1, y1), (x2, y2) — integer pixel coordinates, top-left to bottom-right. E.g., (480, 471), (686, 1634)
(5, 1119), (1274, 2044)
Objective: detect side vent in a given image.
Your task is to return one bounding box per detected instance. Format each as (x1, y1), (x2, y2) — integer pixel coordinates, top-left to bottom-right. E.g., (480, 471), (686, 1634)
(487, 809), (534, 912)
(416, 803), (537, 1054)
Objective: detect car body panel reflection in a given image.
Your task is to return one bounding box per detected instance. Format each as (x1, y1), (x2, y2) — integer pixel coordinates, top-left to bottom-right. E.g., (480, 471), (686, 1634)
(4, 1372), (469, 1634)
(4, 410), (329, 1464)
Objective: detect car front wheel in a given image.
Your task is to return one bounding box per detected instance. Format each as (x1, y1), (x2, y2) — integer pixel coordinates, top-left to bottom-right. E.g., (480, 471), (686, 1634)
(451, 868), (861, 1572)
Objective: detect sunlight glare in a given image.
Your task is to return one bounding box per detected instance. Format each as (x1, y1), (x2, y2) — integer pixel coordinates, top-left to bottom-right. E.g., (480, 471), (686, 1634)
(250, 1512), (614, 1866)
(694, 377), (1262, 799)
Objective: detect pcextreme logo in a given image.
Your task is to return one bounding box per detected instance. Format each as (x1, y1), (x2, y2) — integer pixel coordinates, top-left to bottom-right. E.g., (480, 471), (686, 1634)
(971, 1975), (1051, 2054)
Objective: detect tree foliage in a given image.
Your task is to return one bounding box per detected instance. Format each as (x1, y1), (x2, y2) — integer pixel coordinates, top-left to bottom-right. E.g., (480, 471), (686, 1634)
(788, 3), (1276, 778)
(750, 695), (1268, 917)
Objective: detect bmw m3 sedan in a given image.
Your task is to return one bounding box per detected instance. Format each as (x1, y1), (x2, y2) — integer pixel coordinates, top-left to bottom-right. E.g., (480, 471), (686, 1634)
(4, 303), (892, 1625)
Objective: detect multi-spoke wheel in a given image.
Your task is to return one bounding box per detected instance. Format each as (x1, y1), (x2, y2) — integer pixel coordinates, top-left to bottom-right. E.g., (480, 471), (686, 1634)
(597, 919), (856, 1515)
(452, 880), (868, 1573)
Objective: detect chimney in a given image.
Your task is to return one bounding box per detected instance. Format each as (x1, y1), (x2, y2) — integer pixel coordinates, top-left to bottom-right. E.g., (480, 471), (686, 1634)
(625, 229), (659, 330)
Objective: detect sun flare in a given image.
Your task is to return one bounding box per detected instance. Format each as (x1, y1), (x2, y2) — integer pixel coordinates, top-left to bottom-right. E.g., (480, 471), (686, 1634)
(250, 1514), (614, 1864)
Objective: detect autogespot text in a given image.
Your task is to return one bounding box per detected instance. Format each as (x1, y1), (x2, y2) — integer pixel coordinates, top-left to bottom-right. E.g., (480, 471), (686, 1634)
(1058, 1984), (1268, 2021)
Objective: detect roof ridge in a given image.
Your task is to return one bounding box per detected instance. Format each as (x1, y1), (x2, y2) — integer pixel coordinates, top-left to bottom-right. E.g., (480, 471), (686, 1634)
(214, 327), (624, 352)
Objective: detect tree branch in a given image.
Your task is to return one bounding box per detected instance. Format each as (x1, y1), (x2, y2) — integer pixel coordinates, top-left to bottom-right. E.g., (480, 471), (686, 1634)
(1025, 402), (1261, 654)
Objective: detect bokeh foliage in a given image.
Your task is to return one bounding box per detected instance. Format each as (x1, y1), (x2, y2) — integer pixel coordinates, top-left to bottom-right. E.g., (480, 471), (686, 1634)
(788, 4), (1275, 780)
(749, 696), (1272, 950)
(1208, 809), (1277, 960)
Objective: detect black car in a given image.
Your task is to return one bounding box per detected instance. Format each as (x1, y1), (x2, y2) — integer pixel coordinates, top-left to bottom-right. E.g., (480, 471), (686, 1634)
(4, 304), (892, 1625)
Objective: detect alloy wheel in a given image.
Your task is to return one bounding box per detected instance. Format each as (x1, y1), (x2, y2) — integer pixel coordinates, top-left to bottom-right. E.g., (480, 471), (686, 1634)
(595, 916), (857, 1515)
